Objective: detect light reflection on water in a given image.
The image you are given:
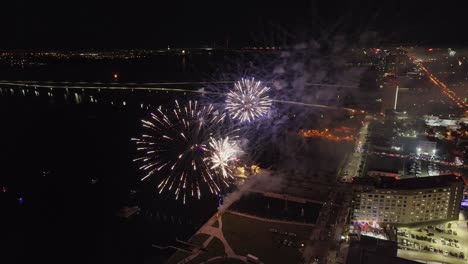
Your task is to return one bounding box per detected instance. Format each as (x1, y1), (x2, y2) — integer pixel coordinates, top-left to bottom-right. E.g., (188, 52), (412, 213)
(0, 84), (219, 262)
(0, 84), (194, 108)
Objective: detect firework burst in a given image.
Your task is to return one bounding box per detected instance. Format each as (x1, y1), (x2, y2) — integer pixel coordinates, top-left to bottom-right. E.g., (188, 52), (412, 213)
(226, 78), (272, 123)
(132, 100), (231, 203)
(206, 136), (242, 179)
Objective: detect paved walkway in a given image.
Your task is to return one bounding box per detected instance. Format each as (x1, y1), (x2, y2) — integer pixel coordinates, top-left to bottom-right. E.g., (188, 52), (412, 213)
(199, 216), (237, 257)
(175, 215), (247, 264)
(175, 235), (216, 264)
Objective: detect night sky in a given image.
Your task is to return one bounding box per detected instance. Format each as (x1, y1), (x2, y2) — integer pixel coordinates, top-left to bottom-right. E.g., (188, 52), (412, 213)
(0, 0), (465, 49)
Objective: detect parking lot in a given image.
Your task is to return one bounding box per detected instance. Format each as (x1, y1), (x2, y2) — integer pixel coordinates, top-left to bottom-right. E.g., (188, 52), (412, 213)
(268, 228), (305, 249)
(396, 220), (468, 263)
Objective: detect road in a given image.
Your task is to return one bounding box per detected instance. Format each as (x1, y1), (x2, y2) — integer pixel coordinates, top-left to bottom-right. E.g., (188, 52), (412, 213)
(300, 115), (370, 263)
(340, 115), (371, 182)
(411, 60), (468, 112)
(301, 182), (353, 264)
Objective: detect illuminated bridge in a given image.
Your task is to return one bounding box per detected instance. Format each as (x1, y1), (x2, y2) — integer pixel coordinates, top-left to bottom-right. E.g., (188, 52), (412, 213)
(0, 80), (359, 113)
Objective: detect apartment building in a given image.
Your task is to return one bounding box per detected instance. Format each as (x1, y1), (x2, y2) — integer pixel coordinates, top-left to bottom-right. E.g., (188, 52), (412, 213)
(351, 175), (463, 225)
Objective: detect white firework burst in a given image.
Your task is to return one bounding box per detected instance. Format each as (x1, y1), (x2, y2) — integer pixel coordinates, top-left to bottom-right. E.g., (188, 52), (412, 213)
(132, 100), (230, 203)
(206, 136), (242, 179)
(226, 78), (272, 123)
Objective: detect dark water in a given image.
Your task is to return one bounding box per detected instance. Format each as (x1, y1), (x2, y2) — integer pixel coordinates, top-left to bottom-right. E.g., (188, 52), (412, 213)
(0, 51), (354, 264)
(0, 53), (270, 264)
(230, 192), (322, 223)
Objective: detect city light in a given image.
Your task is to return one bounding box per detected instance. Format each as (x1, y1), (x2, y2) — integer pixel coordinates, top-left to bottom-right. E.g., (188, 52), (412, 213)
(3, 5), (468, 264)
(299, 127), (355, 142)
(448, 48), (456, 57)
(416, 147), (421, 155)
(414, 61), (468, 111)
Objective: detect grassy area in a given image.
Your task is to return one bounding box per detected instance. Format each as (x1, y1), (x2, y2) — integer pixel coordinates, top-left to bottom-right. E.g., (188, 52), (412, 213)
(166, 233), (211, 264)
(222, 212), (313, 264)
(207, 258), (246, 264)
(189, 233), (210, 246)
(166, 251), (191, 264)
(188, 237), (225, 264)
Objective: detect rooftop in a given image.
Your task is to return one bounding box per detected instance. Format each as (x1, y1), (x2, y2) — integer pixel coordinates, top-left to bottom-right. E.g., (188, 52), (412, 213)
(347, 236), (419, 264)
(368, 169), (400, 174)
(353, 174), (463, 190)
